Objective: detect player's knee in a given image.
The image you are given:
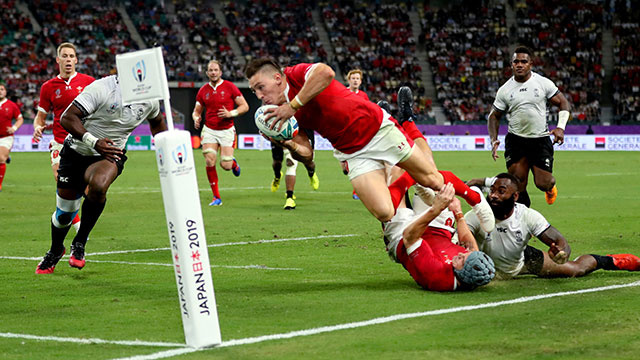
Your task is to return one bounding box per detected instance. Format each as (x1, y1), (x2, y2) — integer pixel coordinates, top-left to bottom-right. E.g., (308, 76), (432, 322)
(51, 194), (81, 228)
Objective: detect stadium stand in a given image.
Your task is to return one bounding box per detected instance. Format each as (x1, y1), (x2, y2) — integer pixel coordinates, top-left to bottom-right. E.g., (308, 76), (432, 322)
(0, 0), (42, 120)
(611, 1), (640, 123)
(514, 0), (604, 124)
(224, 0), (328, 70)
(321, 1), (429, 120)
(420, 1), (510, 124)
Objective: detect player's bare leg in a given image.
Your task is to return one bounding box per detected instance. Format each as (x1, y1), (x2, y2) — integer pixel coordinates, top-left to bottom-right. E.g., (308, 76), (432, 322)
(532, 166), (557, 205)
(351, 169), (395, 222)
(0, 146), (9, 191)
(219, 145), (240, 176)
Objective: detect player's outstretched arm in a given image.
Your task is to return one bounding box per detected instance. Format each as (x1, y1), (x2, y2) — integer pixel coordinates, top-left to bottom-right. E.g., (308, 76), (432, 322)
(488, 107), (503, 161)
(402, 183), (455, 248)
(538, 225), (571, 264)
(449, 198), (479, 252)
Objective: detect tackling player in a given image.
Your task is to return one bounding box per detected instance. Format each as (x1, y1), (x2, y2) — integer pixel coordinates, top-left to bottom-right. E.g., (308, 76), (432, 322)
(384, 181), (495, 291)
(488, 46), (571, 207)
(192, 60), (249, 206)
(35, 75), (167, 274)
(0, 84), (24, 192)
(33, 42), (95, 230)
(245, 59), (495, 233)
(463, 173), (640, 279)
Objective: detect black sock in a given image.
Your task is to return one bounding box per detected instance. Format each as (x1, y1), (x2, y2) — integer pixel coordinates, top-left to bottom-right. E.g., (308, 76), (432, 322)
(517, 190), (531, 207)
(305, 162), (316, 178)
(590, 254), (617, 270)
(73, 198), (106, 246)
(51, 220), (71, 254)
(405, 191), (413, 210)
(286, 190), (294, 199)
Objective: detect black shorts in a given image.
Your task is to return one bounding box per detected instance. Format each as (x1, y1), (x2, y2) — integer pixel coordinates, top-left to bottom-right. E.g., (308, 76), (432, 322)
(523, 245), (545, 275)
(504, 132), (554, 173)
(270, 128), (315, 161)
(57, 142), (127, 191)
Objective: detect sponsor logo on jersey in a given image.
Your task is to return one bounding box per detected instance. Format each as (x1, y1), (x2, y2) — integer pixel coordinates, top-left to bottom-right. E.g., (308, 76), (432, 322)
(55, 89), (62, 99)
(106, 102), (119, 114)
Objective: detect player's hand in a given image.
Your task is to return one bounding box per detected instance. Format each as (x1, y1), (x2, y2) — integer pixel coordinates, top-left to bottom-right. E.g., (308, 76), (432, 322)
(95, 138), (123, 162)
(491, 140), (500, 161)
(6, 126), (16, 135)
(33, 125), (45, 142)
(465, 178), (484, 188)
(432, 183), (455, 212)
(447, 197), (462, 214)
(217, 106), (231, 118)
(550, 128), (565, 145)
(548, 242), (569, 264)
(264, 103), (296, 132)
(192, 115), (201, 130)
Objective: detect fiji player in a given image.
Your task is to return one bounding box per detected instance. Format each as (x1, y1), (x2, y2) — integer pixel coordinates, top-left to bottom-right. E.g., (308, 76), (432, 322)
(33, 42), (95, 231)
(245, 58), (495, 233)
(35, 75), (167, 274)
(488, 46), (571, 207)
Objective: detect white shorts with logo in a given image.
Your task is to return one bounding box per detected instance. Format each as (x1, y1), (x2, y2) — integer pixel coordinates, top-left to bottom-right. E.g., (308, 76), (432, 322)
(49, 139), (64, 166)
(0, 135), (14, 150)
(201, 125), (236, 147)
(333, 116), (413, 180)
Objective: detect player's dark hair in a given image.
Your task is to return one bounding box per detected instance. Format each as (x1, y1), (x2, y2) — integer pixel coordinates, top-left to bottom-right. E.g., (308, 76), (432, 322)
(514, 46), (532, 57)
(495, 172), (520, 189)
(245, 58), (283, 79)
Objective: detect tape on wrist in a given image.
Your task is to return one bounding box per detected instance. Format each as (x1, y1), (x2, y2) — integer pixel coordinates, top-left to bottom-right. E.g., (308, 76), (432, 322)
(557, 110), (570, 130)
(454, 212), (465, 221)
(290, 95), (304, 110)
(230, 109), (239, 117)
(82, 132), (99, 148)
(11, 125), (17, 132)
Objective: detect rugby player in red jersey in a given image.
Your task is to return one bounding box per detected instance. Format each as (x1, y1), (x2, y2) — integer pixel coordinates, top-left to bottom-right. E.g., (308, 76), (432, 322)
(0, 84), (24, 191)
(245, 59), (495, 232)
(33, 43), (94, 231)
(346, 69), (369, 102)
(192, 60), (249, 206)
(384, 181), (495, 291)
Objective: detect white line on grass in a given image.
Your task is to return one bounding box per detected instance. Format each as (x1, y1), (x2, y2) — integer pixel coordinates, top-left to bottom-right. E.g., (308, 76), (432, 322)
(0, 332), (184, 347)
(87, 234), (358, 256)
(0, 256), (302, 271)
(115, 280), (640, 360)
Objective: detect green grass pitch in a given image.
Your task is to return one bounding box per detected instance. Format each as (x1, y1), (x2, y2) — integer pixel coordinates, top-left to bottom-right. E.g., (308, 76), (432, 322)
(1, 149), (639, 359)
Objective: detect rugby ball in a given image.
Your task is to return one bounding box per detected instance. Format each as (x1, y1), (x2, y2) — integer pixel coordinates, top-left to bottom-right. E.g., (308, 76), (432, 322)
(254, 104), (299, 141)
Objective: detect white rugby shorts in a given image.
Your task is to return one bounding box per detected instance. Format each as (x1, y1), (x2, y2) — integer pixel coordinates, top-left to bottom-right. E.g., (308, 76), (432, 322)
(0, 135), (14, 150)
(333, 117), (413, 180)
(201, 125), (236, 147)
(49, 139), (63, 166)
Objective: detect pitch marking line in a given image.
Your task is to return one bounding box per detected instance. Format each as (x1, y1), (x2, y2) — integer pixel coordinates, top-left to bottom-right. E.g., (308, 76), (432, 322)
(87, 234), (358, 256)
(0, 256), (302, 271)
(114, 280), (640, 360)
(0, 332), (183, 347)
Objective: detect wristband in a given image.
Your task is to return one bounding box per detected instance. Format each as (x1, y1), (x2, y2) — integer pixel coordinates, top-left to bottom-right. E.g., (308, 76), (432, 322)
(11, 125), (18, 132)
(454, 212), (465, 221)
(491, 139), (500, 147)
(290, 95), (304, 110)
(82, 132), (99, 148)
(484, 176), (497, 188)
(557, 110), (570, 130)
(229, 109), (239, 117)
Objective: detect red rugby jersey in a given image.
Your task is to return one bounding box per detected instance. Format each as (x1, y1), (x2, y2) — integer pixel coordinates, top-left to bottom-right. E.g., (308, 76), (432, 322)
(195, 80), (243, 130)
(38, 72), (95, 143)
(284, 63), (382, 154)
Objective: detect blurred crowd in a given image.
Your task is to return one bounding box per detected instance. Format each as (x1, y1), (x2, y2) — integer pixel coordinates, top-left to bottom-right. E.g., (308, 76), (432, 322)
(0, 0), (638, 125)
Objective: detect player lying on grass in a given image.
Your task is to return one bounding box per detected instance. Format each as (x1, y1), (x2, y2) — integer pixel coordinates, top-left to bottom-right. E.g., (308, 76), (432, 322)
(461, 173), (640, 279)
(245, 58), (494, 233)
(35, 75), (167, 274)
(383, 179), (495, 292)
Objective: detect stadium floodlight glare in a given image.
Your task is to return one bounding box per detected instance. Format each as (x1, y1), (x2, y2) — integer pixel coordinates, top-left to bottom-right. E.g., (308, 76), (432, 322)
(116, 48), (222, 348)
